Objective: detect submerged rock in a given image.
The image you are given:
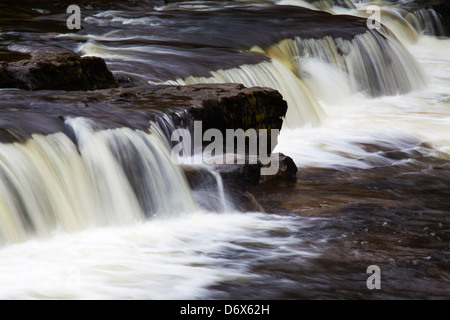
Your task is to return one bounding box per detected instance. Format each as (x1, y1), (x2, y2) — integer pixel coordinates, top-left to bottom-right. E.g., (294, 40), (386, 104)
(0, 51), (118, 91)
(231, 191), (265, 213)
(259, 153), (298, 184)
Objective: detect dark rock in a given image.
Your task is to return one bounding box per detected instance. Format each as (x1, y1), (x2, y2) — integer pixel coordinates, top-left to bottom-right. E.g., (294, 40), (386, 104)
(432, 1), (450, 36)
(114, 73), (140, 88)
(78, 56), (119, 90)
(0, 62), (20, 88)
(259, 153), (298, 184)
(213, 162), (262, 192)
(0, 51), (118, 91)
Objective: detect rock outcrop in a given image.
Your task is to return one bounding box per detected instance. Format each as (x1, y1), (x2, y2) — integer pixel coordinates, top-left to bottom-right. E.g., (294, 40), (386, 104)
(0, 51), (118, 91)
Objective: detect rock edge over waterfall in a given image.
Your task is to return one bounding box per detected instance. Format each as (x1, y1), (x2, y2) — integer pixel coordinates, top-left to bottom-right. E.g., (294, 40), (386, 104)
(0, 82), (287, 143)
(0, 81), (294, 211)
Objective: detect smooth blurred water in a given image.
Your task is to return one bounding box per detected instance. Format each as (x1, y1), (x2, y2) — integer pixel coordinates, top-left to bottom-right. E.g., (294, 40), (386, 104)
(0, 0), (449, 299)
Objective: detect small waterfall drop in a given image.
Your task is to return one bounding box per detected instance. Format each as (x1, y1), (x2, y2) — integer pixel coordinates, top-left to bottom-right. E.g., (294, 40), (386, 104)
(406, 8), (446, 37)
(0, 117), (198, 245)
(172, 28), (427, 132)
(266, 30), (427, 97)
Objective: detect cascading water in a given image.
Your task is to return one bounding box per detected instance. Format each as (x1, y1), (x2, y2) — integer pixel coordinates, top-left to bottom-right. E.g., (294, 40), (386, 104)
(0, 0), (449, 300)
(267, 30), (426, 97)
(173, 27), (426, 130)
(406, 8), (446, 37)
(0, 116), (198, 245)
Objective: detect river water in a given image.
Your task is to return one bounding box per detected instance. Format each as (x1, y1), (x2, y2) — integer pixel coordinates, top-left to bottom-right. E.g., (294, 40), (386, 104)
(0, 0), (449, 299)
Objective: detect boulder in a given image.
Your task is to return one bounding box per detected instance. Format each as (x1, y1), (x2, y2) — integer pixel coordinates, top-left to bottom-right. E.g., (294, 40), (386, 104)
(0, 51), (118, 91)
(259, 153), (298, 184)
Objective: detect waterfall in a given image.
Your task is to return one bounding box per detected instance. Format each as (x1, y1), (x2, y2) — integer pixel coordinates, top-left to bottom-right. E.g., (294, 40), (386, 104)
(172, 27), (426, 130)
(0, 117), (197, 245)
(340, 6), (445, 43)
(266, 30), (426, 97)
(406, 8), (446, 37)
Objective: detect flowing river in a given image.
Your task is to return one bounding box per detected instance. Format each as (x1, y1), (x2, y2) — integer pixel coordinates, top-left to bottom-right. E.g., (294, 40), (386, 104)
(0, 0), (448, 299)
